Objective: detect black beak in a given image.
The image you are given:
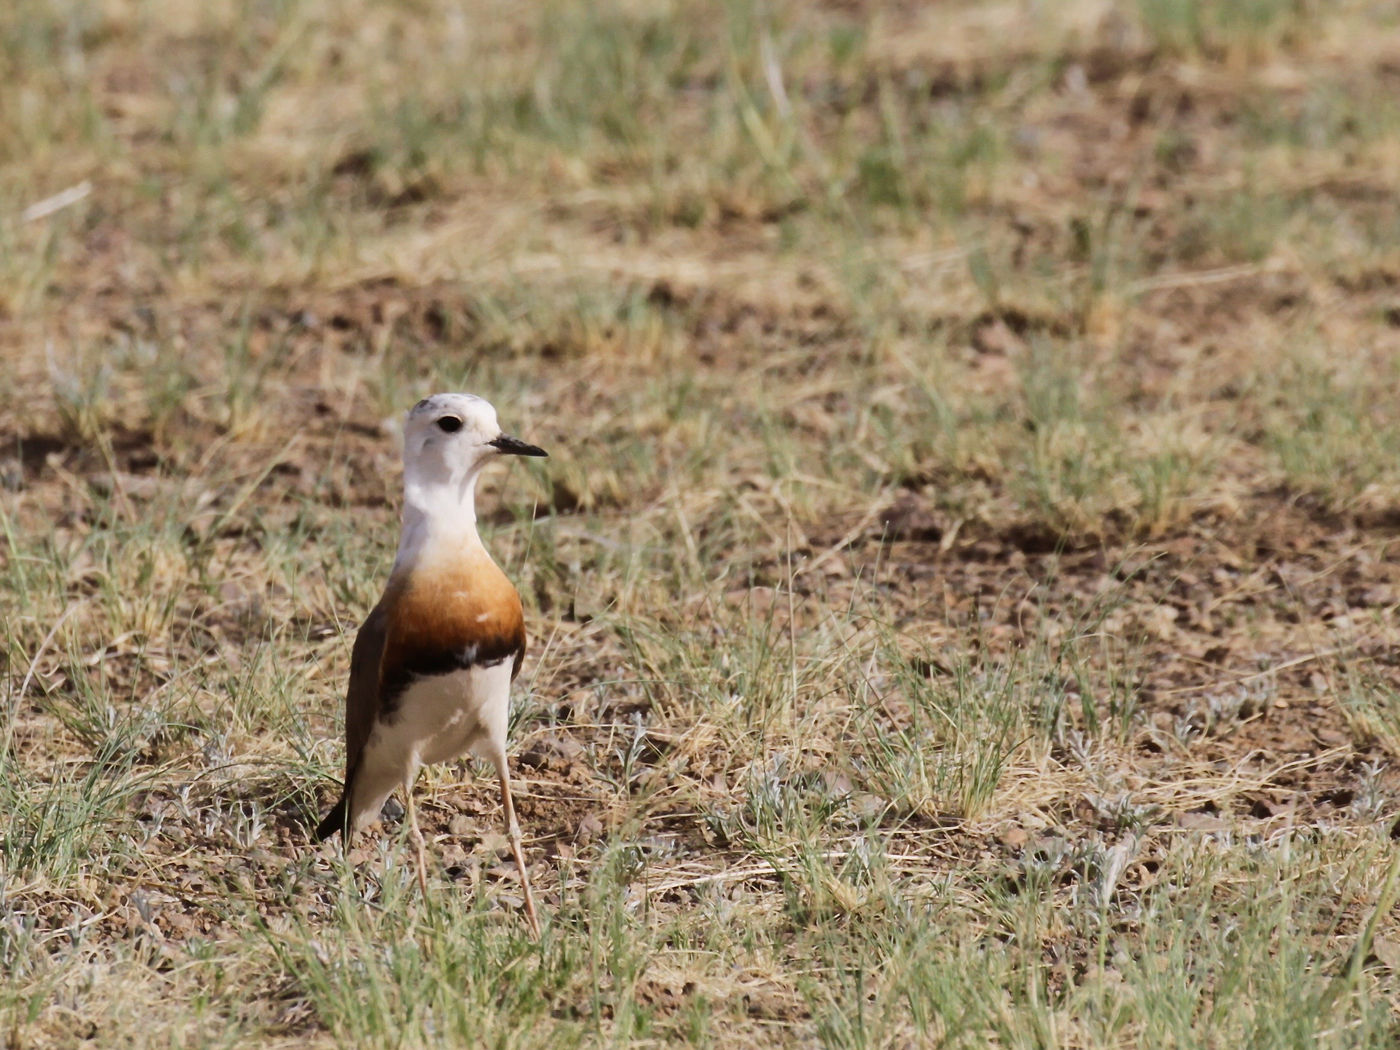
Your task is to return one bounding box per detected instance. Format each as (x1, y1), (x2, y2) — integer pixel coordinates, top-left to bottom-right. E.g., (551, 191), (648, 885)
(489, 434), (548, 458)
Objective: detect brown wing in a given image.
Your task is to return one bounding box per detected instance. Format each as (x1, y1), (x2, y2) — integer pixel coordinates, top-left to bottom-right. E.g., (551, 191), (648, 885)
(343, 600), (389, 784)
(314, 601), (389, 841)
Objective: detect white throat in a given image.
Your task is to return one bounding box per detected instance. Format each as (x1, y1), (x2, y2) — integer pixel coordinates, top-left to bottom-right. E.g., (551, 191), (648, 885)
(394, 460), (487, 570)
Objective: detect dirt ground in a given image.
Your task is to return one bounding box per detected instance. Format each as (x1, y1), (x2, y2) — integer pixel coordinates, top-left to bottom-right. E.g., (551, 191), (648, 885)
(3, 1), (1400, 1046)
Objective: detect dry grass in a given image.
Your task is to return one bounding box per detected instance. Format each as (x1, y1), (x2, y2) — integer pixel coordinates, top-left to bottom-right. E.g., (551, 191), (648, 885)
(4, 0), (1400, 1046)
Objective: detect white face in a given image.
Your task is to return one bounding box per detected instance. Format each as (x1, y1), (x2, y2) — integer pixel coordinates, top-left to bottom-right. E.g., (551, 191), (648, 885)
(405, 393), (500, 463)
(401, 393), (546, 488)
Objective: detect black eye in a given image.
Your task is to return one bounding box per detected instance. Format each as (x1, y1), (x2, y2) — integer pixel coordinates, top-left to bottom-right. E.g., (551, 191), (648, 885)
(436, 416), (463, 434)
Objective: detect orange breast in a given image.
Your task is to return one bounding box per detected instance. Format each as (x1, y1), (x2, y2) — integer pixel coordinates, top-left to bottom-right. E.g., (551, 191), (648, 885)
(378, 550), (526, 711)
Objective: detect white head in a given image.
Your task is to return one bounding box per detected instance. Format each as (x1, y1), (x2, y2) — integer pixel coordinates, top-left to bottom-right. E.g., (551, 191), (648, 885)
(399, 392), (546, 533)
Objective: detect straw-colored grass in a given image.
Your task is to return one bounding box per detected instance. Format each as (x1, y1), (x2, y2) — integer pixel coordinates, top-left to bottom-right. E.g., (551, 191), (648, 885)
(3, 0), (1400, 1046)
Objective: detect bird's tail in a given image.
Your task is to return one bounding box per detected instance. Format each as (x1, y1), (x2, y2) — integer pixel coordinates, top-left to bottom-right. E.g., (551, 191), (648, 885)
(314, 794), (349, 842)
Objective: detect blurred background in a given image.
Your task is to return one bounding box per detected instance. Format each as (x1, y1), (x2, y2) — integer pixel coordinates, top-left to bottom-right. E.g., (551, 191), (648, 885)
(4, 1), (1400, 1046)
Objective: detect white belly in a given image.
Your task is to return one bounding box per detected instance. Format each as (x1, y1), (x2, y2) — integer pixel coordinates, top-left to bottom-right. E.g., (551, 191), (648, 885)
(348, 661), (515, 831)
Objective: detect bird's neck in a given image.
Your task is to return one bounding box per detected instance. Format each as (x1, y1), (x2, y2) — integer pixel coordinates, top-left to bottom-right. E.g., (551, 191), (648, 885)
(394, 470), (487, 571)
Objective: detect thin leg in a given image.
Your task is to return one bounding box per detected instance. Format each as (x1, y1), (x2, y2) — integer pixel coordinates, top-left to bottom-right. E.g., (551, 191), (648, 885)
(499, 766), (540, 937)
(404, 782), (430, 897)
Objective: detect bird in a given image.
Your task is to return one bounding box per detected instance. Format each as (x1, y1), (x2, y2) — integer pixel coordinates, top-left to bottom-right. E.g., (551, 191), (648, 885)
(315, 392), (547, 935)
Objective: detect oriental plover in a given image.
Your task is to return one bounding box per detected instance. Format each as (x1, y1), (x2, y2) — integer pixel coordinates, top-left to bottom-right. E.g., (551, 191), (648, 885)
(315, 392), (546, 935)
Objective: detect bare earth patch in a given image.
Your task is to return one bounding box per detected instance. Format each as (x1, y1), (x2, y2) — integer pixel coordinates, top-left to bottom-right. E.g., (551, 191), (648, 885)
(3, 0), (1400, 1046)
